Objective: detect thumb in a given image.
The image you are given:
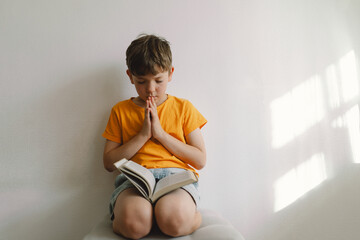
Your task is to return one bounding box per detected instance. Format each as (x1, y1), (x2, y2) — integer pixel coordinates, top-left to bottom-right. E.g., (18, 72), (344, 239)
(148, 107), (153, 120)
(145, 107), (152, 121)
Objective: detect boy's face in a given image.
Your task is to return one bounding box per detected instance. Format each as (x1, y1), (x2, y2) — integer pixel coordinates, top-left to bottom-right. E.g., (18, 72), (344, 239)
(127, 66), (174, 106)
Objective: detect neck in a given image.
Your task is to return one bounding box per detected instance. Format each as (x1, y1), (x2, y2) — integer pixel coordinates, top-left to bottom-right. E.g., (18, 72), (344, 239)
(156, 94), (168, 106)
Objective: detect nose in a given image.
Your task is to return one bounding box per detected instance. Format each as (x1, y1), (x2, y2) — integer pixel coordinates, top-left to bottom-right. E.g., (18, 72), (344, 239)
(146, 82), (156, 94)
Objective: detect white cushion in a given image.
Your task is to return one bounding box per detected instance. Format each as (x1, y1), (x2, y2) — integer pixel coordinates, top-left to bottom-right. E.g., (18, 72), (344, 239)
(83, 209), (244, 240)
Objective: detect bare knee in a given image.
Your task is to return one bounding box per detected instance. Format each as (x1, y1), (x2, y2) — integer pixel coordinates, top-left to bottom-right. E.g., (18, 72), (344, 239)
(113, 210), (152, 239)
(112, 189), (153, 239)
(155, 189), (201, 237)
(155, 208), (188, 237)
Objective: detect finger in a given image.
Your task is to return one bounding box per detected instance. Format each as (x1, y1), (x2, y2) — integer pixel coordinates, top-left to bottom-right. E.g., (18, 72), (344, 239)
(151, 96), (157, 107)
(150, 97), (157, 109)
(144, 107), (149, 119)
(148, 109), (153, 122)
(145, 101), (151, 118)
(148, 98), (154, 109)
(146, 104), (153, 120)
(146, 99), (152, 111)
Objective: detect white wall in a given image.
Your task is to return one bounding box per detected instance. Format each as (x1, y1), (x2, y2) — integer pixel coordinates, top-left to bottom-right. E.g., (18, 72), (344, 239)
(1, 0), (359, 239)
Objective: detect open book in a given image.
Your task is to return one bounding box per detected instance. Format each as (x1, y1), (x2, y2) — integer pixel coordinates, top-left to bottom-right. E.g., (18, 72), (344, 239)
(114, 158), (198, 203)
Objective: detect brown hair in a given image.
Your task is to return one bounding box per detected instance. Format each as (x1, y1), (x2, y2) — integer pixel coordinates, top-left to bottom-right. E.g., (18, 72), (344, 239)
(126, 34), (172, 76)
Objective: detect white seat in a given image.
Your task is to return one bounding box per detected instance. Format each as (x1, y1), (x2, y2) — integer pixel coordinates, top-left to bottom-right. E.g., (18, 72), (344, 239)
(83, 209), (245, 240)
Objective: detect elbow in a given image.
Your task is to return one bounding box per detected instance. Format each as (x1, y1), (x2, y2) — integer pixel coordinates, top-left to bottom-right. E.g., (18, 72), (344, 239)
(103, 162), (112, 172)
(104, 164), (114, 172)
(195, 162), (205, 170)
(103, 154), (116, 172)
(194, 154), (206, 170)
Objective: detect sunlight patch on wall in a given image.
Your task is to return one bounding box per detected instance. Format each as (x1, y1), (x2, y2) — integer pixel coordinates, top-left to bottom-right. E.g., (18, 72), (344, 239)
(325, 64), (341, 109)
(271, 49), (359, 211)
(332, 105), (360, 163)
(274, 153), (327, 212)
(271, 50), (358, 149)
(326, 50), (359, 109)
(270, 75), (325, 148)
(339, 51), (359, 103)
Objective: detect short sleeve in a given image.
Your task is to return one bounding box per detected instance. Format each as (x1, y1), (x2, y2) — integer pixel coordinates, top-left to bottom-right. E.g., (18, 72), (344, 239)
(183, 100), (207, 136)
(102, 107), (122, 144)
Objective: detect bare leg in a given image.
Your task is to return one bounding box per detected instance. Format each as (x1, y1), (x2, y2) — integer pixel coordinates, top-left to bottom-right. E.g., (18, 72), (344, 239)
(154, 188), (202, 237)
(112, 188), (153, 239)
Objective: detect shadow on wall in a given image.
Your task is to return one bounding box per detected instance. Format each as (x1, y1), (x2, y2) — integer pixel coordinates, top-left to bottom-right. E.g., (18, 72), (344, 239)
(1, 66), (130, 240)
(255, 164), (360, 240)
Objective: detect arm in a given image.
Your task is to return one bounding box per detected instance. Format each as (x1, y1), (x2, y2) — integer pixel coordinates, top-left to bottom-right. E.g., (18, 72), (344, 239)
(148, 97), (206, 170)
(103, 106), (152, 172)
(156, 128), (206, 170)
(103, 135), (147, 172)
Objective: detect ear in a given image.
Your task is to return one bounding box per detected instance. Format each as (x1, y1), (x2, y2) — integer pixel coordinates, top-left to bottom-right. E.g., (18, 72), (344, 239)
(126, 69), (134, 84)
(168, 67), (174, 82)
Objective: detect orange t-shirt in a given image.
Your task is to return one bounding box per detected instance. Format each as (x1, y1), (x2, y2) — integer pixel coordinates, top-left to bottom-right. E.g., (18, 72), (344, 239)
(102, 95), (207, 173)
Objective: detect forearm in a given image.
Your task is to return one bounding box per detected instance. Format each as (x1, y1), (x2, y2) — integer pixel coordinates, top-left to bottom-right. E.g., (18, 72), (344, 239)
(103, 134), (149, 172)
(147, 97), (206, 169)
(156, 132), (206, 170)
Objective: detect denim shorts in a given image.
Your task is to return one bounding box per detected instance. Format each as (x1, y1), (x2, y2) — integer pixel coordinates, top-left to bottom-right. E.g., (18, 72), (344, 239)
(109, 168), (200, 220)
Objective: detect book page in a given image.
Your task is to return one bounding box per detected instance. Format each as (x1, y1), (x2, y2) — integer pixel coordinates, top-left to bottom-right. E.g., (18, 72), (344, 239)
(121, 169), (151, 200)
(151, 171), (198, 202)
(122, 161), (156, 196)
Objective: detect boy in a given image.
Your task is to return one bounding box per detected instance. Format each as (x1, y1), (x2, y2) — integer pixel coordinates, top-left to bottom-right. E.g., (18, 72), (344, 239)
(102, 34), (207, 239)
